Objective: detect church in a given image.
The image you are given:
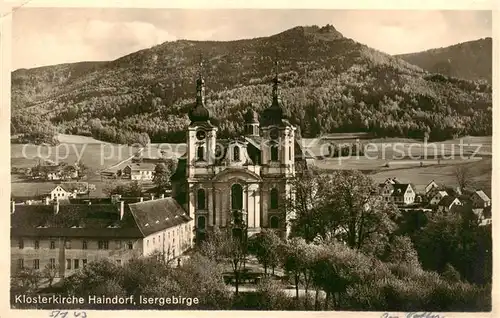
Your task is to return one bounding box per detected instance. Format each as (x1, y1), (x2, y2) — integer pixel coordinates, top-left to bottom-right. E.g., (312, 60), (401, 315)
(171, 61), (314, 243)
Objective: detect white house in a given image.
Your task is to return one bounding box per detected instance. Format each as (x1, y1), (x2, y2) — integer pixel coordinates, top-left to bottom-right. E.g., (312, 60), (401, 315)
(391, 183), (416, 205)
(123, 163), (156, 181)
(50, 185), (77, 201)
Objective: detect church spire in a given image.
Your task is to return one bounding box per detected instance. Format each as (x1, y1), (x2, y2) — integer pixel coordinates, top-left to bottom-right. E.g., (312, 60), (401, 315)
(189, 54), (210, 123)
(272, 59), (282, 106)
(196, 54), (206, 107)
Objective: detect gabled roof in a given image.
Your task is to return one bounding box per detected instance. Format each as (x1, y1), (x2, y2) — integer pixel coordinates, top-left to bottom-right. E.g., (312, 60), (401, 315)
(391, 184), (411, 196)
(434, 190), (448, 197)
(11, 203), (142, 238)
(128, 198), (191, 237)
(474, 190), (490, 202)
(52, 185), (71, 193)
(438, 196), (459, 207)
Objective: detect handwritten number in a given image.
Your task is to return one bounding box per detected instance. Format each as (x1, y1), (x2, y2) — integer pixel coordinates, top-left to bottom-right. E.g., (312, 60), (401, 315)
(50, 311), (87, 318)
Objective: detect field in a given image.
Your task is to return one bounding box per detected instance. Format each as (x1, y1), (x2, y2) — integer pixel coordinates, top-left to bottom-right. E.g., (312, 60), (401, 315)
(11, 134), (492, 198)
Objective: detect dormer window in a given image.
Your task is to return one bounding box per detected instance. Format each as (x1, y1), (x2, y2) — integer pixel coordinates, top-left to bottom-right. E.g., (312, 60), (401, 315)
(233, 145), (240, 161)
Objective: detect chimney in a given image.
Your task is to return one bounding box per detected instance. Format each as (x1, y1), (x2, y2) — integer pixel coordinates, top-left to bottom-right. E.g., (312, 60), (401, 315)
(160, 194), (165, 199)
(119, 201), (125, 220)
(45, 197), (50, 205)
(53, 200), (60, 215)
(140, 197), (144, 202)
(11, 201), (15, 214)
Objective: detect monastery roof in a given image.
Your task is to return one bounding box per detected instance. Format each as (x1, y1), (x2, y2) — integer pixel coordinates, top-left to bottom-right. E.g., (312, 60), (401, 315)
(128, 198), (191, 236)
(11, 203), (142, 238)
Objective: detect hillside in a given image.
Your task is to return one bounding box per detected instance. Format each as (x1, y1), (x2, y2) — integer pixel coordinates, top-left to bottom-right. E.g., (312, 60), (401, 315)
(396, 38), (492, 84)
(11, 24), (492, 144)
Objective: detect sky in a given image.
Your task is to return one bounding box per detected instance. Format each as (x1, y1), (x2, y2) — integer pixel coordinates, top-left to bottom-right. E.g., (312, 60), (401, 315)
(11, 8), (492, 70)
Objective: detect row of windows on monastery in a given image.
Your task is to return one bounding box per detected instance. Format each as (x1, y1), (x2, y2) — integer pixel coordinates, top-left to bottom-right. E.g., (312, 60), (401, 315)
(144, 224), (191, 248)
(16, 257), (90, 270)
(17, 239), (134, 250)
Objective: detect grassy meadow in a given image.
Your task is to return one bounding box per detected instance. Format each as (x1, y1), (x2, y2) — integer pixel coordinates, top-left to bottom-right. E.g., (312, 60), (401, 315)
(11, 134), (491, 198)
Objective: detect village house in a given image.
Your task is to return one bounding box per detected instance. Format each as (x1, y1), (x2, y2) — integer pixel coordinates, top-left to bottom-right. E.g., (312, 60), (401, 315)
(50, 185), (77, 201)
(437, 196), (462, 213)
(123, 163), (156, 181)
(471, 190), (491, 208)
(378, 178), (401, 202)
(391, 183), (416, 205)
(10, 197), (192, 279)
(425, 180), (439, 195)
(49, 183), (89, 201)
(429, 190), (449, 206)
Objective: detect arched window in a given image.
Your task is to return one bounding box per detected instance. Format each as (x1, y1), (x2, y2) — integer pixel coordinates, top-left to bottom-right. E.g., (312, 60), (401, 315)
(270, 216), (279, 229)
(270, 188), (279, 209)
(231, 184), (243, 210)
(197, 145), (205, 161)
(197, 189), (206, 210)
(271, 143), (279, 161)
(197, 216), (206, 230)
(233, 145), (240, 161)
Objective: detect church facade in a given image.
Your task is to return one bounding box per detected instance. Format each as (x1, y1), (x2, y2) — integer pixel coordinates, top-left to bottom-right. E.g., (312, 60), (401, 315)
(171, 62), (314, 242)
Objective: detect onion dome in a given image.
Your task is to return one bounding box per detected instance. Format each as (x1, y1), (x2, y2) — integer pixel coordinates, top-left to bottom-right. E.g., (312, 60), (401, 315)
(188, 104), (210, 122)
(244, 109), (259, 124)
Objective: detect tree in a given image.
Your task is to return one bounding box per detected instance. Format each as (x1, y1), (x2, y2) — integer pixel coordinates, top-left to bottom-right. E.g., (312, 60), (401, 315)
(454, 165), (472, 191)
(42, 263), (59, 288)
(77, 161), (90, 180)
(383, 235), (421, 268)
(153, 159), (177, 195)
(175, 253), (233, 309)
(200, 228), (247, 296)
(248, 229), (281, 276)
(61, 164), (77, 180)
(138, 132), (151, 147)
(289, 169), (400, 252)
(11, 268), (42, 293)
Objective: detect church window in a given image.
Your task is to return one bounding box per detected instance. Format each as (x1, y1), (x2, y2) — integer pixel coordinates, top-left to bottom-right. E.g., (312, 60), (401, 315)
(197, 146), (205, 161)
(271, 143), (279, 161)
(197, 216), (206, 230)
(270, 216), (279, 229)
(231, 184), (243, 210)
(197, 189), (206, 210)
(270, 188), (279, 209)
(233, 145), (240, 161)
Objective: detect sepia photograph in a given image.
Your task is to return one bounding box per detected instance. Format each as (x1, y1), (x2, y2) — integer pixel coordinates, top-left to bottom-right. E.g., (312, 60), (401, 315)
(6, 5), (493, 315)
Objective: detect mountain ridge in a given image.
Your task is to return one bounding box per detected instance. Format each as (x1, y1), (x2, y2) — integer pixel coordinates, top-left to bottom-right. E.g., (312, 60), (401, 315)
(11, 25), (492, 145)
(396, 37), (492, 83)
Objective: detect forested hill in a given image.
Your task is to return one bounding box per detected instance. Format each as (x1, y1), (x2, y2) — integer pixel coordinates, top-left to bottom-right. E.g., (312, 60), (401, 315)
(11, 24), (492, 145)
(396, 38), (492, 84)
